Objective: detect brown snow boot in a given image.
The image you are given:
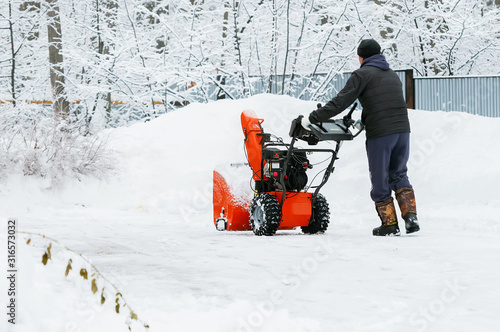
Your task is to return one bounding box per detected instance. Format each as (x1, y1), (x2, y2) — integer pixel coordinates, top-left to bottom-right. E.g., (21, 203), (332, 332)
(373, 197), (400, 236)
(395, 187), (420, 234)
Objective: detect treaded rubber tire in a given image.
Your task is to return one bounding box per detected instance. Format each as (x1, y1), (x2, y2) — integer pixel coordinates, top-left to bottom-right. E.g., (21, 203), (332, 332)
(250, 193), (281, 236)
(301, 193), (330, 234)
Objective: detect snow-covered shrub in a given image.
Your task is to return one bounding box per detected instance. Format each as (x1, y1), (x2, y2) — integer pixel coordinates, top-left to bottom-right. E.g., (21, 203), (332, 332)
(0, 103), (114, 184)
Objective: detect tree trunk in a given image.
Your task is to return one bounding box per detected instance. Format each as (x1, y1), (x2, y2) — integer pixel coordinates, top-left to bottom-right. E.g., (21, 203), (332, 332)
(96, 0), (118, 125)
(268, 0), (278, 94)
(218, 1), (231, 100)
(8, 1), (17, 106)
(46, 0), (69, 123)
(281, 0), (290, 95)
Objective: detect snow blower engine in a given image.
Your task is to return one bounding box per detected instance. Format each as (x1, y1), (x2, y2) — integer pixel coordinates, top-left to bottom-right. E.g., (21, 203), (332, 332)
(213, 103), (363, 236)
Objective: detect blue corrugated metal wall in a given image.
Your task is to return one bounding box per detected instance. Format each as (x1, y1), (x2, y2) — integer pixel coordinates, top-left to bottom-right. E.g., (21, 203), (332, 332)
(414, 76), (500, 117)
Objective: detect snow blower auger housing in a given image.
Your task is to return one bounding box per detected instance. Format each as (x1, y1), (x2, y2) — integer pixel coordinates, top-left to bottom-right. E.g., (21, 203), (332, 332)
(213, 103), (362, 235)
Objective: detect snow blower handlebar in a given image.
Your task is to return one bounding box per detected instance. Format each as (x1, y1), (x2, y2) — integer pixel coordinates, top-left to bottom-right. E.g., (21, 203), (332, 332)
(343, 102), (358, 128)
(283, 103), (365, 214)
(290, 103), (364, 145)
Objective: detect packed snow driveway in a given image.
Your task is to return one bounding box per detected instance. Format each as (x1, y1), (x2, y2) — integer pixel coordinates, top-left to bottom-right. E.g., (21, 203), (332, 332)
(16, 208), (500, 332)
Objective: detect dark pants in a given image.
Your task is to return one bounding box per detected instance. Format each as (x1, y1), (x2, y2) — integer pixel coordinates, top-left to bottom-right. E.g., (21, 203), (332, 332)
(366, 132), (412, 203)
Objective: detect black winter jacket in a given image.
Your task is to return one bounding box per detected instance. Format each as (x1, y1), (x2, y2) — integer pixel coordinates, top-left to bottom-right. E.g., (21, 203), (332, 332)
(309, 54), (410, 139)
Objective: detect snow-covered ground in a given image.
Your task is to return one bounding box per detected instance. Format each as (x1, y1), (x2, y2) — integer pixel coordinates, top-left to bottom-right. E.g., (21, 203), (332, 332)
(1, 94), (500, 332)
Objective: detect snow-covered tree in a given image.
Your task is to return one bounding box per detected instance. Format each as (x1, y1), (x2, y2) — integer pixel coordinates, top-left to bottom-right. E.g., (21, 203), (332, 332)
(1, 0), (499, 130)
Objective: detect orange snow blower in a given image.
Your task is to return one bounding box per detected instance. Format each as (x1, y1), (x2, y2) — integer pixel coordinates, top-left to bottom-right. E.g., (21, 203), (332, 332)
(213, 104), (362, 235)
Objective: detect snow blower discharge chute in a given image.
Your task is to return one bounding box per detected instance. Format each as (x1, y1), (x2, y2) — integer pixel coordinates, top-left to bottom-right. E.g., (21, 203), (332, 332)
(213, 104), (363, 236)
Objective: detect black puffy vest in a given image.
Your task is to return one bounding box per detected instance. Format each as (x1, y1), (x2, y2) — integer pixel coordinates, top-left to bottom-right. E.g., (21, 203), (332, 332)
(310, 60), (410, 139)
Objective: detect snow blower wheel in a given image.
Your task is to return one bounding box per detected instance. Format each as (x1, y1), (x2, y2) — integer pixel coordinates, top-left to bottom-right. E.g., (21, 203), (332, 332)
(301, 193), (330, 234)
(250, 193), (281, 236)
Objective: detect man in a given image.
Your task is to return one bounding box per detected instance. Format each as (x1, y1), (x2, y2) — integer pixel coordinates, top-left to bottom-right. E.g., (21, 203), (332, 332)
(302, 39), (420, 236)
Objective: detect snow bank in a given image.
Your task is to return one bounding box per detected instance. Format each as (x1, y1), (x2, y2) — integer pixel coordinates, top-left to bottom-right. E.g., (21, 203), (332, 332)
(3, 93), (498, 220)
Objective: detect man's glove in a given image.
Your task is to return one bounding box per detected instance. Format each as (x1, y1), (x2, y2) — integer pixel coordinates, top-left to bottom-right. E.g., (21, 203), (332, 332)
(301, 116), (312, 130)
(354, 119), (364, 130)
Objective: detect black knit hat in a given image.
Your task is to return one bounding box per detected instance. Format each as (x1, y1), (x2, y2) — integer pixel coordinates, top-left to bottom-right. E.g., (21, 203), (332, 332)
(357, 39), (381, 58)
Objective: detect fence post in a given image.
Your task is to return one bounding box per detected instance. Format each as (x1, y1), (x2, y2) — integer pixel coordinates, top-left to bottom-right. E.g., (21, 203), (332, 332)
(405, 69), (415, 109)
